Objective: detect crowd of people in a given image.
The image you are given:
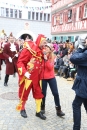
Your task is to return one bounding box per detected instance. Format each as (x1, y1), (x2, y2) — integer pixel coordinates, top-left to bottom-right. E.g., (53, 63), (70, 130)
(0, 30), (87, 130)
(53, 40), (77, 81)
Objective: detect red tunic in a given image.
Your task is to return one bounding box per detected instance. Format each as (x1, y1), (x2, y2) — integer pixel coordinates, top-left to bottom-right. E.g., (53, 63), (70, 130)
(3, 42), (19, 75)
(0, 42), (6, 70)
(17, 41), (44, 101)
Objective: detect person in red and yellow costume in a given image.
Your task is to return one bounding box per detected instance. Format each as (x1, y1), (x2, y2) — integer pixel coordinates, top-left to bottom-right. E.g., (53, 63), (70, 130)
(16, 34), (47, 120)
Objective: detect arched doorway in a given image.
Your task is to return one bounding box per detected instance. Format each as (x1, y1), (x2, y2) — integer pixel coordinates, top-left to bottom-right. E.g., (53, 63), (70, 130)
(16, 30), (36, 41)
(20, 34), (33, 40)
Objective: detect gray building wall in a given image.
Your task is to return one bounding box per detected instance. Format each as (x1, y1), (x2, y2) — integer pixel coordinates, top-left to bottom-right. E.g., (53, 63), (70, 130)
(0, 17), (51, 39)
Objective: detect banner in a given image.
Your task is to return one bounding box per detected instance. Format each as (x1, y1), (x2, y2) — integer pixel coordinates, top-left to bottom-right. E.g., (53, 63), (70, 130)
(0, 2), (52, 11)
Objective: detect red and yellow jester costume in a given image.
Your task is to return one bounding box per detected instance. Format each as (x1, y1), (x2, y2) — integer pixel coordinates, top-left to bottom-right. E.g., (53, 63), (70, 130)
(16, 34), (46, 119)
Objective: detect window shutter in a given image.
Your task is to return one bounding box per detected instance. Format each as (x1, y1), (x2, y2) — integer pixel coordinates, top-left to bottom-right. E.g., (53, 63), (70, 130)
(57, 15), (60, 25)
(63, 13), (65, 23)
(65, 12), (68, 23)
(52, 16), (54, 26)
(79, 4), (84, 19)
(72, 8), (76, 22)
(79, 6), (81, 19)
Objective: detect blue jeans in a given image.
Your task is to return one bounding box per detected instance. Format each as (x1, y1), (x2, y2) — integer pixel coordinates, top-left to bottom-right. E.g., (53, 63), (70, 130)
(42, 78), (60, 107)
(72, 95), (87, 130)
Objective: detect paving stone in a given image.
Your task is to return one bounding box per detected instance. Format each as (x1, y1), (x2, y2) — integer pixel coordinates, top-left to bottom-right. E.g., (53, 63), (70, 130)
(0, 65), (87, 130)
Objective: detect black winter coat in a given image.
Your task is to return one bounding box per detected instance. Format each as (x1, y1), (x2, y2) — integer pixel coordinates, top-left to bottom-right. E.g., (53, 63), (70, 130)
(70, 48), (87, 98)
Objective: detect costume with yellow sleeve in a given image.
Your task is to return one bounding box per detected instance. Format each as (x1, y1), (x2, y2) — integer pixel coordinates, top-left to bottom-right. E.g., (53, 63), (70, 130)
(16, 34), (46, 120)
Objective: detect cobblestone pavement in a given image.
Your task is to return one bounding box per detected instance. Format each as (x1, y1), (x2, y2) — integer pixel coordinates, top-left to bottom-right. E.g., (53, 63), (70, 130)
(0, 64), (87, 130)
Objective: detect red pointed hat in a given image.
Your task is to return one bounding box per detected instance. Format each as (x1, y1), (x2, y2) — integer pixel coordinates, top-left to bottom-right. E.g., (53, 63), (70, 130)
(35, 34), (46, 46)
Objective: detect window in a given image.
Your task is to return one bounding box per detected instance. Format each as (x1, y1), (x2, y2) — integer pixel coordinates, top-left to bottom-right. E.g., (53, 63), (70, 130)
(36, 12), (38, 20)
(28, 11), (31, 20)
(84, 4), (87, 18)
(68, 36), (71, 42)
(68, 10), (72, 22)
(32, 12), (35, 20)
(14, 9), (17, 18)
(6, 8), (9, 17)
(40, 13), (42, 20)
(44, 13), (46, 21)
(59, 13), (63, 24)
(10, 9), (13, 17)
(54, 37), (56, 40)
(61, 36), (63, 42)
(19, 10), (22, 18)
(1, 7), (5, 16)
(47, 14), (50, 21)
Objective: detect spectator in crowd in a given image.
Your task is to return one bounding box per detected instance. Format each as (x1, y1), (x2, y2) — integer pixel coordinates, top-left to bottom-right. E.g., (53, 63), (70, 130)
(58, 51), (69, 77)
(61, 43), (68, 58)
(53, 41), (59, 55)
(67, 62), (77, 81)
(74, 36), (79, 50)
(54, 54), (61, 70)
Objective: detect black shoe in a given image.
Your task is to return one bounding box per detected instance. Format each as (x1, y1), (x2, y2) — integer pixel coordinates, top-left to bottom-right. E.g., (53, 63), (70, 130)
(57, 111), (65, 117)
(36, 112), (46, 120)
(4, 83), (8, 86)
(20, 110), (27, 118)
(56, 107), (65, 117)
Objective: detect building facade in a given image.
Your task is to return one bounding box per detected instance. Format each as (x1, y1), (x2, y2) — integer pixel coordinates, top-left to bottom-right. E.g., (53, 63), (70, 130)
(0, 0), (51, 40)
(51, 0), (87, 42)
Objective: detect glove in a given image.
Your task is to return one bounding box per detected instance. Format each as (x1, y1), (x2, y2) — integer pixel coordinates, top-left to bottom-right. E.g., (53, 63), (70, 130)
(9, 57), (12, 63)
(15, 53), (18, 57)
(24, 72), (31, 79)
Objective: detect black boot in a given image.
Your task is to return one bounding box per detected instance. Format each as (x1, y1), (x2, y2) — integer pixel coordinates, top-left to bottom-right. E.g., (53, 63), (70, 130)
(41, 104), (45, 114)
(4, 82), (8, 86)
(20, 110), (27, 118)
(56, 106), (65, 117)
(4, 74), (9, 86)
(36, 112), (46, 120)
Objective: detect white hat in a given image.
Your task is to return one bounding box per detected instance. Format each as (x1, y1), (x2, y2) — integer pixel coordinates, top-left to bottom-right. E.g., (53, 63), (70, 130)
(46, 43), (53, 50)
